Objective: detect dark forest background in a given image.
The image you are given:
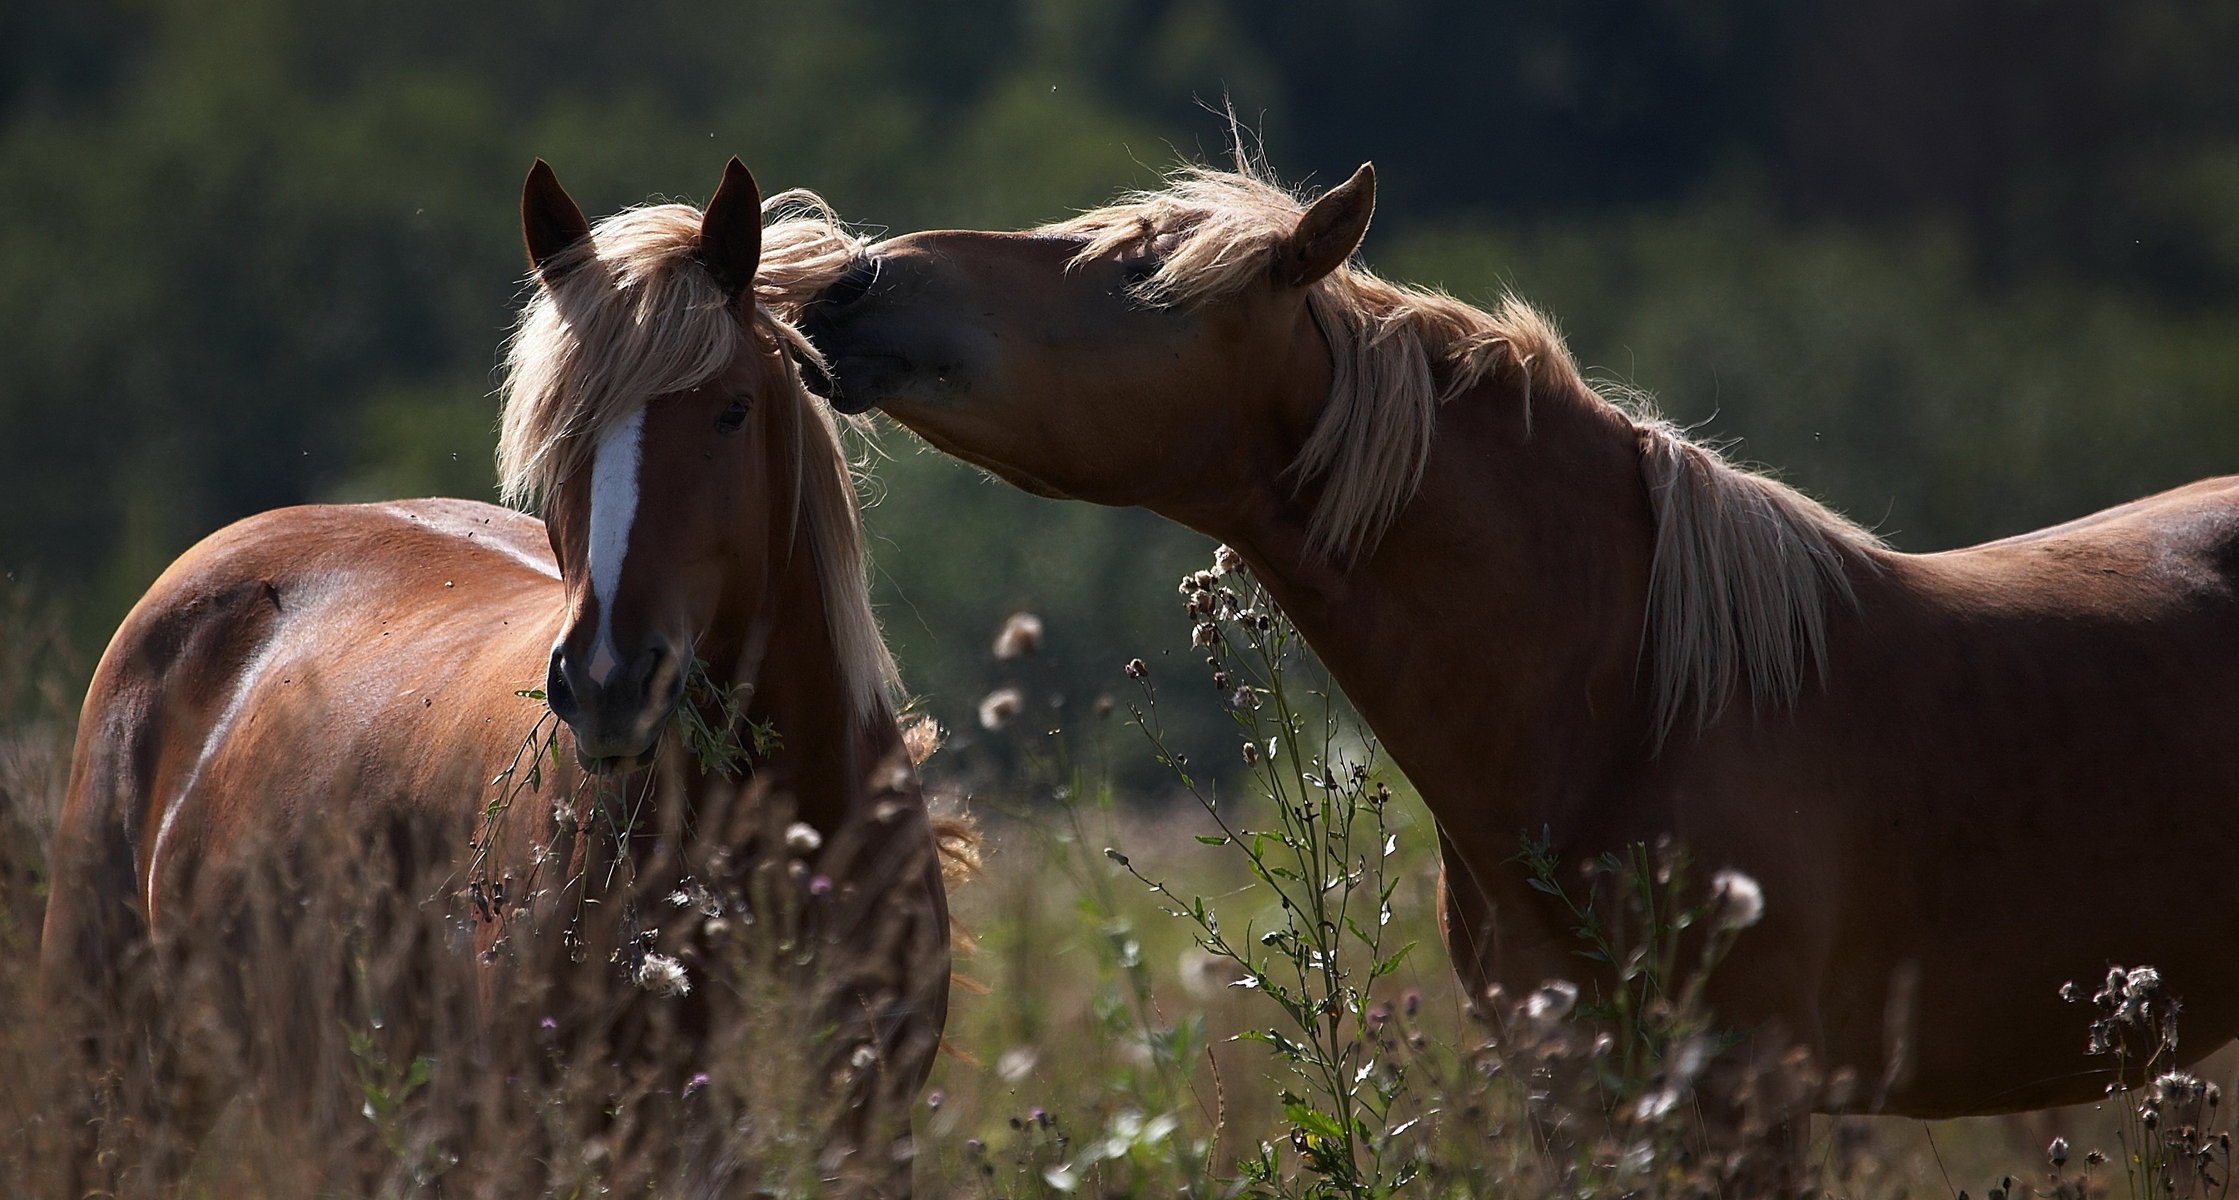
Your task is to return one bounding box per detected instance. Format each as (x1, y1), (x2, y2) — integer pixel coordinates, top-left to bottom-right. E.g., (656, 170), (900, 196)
(5, 0), (2235, 753)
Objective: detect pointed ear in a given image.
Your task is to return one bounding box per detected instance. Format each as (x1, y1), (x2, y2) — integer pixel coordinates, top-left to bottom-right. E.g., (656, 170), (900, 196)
(521, 159), (591, 280)
(1273, 162), (1375, 289)
(699, 156), (763, 299)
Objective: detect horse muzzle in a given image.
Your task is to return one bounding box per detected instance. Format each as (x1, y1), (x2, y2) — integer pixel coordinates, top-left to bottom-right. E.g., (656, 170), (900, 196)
(547, 641), (685, 769)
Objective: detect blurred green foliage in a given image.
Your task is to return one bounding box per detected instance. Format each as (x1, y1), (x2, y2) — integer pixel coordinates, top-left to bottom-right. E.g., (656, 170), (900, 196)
(3, 0), (2235, 760)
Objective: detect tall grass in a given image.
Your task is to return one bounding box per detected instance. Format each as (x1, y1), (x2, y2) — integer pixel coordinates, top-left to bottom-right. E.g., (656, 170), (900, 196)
(1, 566), (2234, 1197)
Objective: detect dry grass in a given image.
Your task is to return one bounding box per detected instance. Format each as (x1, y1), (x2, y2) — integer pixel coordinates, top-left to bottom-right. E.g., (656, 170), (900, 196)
(0, 570), (2228, 1197)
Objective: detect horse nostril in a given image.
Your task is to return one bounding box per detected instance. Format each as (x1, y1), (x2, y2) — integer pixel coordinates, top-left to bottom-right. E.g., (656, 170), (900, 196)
(546, 650), (577, 717)
(636, 644), (683, 705)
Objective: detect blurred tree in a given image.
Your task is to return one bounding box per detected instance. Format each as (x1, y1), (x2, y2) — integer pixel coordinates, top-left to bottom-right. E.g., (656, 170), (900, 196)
(0, 0), (2232, 778)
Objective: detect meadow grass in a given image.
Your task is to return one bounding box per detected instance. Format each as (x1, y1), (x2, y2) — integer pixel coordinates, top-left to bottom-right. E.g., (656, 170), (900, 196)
(0, 567), (2230, 1197)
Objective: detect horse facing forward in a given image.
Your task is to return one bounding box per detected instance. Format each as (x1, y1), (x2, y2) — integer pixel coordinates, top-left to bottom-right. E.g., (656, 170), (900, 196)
(802, 158), (2239, 1121)
(37, 158), (953, 1196)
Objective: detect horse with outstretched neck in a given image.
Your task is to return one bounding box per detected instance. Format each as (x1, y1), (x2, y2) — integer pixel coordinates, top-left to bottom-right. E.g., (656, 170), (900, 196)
(38, 158), (956, 1197)
(801, 157), (2239, 1126)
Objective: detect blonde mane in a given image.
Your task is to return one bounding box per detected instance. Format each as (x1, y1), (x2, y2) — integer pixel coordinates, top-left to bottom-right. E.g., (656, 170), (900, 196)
(1047, 164), (1883, 740)
(496, 193), (899, 717)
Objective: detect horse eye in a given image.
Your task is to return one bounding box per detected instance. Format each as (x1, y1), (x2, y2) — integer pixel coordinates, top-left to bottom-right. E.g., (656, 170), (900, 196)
(715, 398), (751, 434)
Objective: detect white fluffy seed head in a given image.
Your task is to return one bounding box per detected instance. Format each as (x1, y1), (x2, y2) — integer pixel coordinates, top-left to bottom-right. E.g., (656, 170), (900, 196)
(1711, 869), (1766, 931)
(635, 952), (691, 996)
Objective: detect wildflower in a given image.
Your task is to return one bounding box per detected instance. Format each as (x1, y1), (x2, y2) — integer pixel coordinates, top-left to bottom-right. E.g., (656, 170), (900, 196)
(996, 1047), (1038, 1082)
(1633, 1087), (1680, 1121)
(850, 1043), (878, 1070)
(1211, 669), (1231, 690)
(667, 877), (722, 916)
(784, 821), (823, 854)
(808, 874), (833, 897)
(1523, 980), (1579, 1023)
(977, 686), (1024, 731)
(926, 1089), (944, 1110)
(2048, 1136), (2068, 1168)
(1191, 622), (1220, 648)
(1230, 686), (1259, 711)
(1176, 948), (1227, 1000)
(635, 952), (691, 997)
(682, 1072), (710, 1099)
(1709, 868), (1766, 930)
(1213, 544), (1244, 575)
(1241, 740), (1259, 766)
(1403, 987), (1422, 1017)
(993, 611), (1044, 659)
(1124, 658), (1148, 680)
(900, 714), (944, 764)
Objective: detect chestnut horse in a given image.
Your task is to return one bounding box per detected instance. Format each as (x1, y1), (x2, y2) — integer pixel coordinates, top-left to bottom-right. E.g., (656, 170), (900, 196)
(38, 159), (951, 1195)
(802, 160), (2239, 1119)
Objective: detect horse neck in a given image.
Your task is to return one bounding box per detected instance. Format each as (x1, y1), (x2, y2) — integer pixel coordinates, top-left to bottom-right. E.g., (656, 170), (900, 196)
(717, 506), (909, 838)
(1204, 365), (1658, 855)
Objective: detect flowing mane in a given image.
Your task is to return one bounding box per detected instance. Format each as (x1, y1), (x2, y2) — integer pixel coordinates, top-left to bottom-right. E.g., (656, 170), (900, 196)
(1045, 165), (1885, 739)
(496, 194), (899, 716)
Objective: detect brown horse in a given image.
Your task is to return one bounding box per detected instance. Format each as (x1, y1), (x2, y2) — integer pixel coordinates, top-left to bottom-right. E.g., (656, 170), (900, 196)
(38, 158), (951, 1195)
(802, 159), (2239, 1119)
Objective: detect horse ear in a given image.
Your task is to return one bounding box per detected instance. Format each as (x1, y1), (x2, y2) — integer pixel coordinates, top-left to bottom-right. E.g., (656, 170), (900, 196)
(1273, 162), (1375, 289)
(521, 159), (591, 280)
(699, 156), (764, 298)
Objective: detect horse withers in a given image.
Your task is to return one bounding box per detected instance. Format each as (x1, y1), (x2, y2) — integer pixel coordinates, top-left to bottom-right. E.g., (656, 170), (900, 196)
(37, 158), (954, 1196)
(801, 156), (2239, 1124)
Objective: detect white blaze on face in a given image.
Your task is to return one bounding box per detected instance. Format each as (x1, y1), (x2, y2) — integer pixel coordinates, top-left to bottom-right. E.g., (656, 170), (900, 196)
(581, 407), (647, 687)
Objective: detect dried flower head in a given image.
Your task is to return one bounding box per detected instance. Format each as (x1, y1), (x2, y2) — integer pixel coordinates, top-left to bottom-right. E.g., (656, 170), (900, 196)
(634, 952), (691, 997)
(1213, 544), (1244, 575)
(1710, 868), (1766, 930)
(993, 611), (1044, 660)
(977, 686), (1025, 731)
(1523, 979), (1579, 1024)
(784, 822), (823, 855)
(900, 713), (945, 764)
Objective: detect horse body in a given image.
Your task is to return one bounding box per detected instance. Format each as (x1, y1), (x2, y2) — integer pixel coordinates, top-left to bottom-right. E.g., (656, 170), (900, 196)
(1251, 365), (2239, 1114)
(41, 161), (949, 1195)
(1303, 398), (2239, 1115)
(804, 159), (2239, 1117)
(56, 502), (556, 934)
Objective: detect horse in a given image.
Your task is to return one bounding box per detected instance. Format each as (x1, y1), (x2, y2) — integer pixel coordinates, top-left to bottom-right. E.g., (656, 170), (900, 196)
(36, 157), (955, 1196)
(799, 157), (2239, 1122)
